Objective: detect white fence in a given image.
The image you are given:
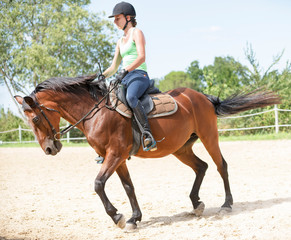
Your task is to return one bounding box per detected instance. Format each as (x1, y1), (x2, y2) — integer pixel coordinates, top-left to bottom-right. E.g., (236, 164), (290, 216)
(0, 124), (86, 144)
(0, 105), (290, 144)
(218, 105), (291, 133)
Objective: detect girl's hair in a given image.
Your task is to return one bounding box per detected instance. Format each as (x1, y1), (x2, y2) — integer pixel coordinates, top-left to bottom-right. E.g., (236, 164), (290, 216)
(130, 17), (137, 27)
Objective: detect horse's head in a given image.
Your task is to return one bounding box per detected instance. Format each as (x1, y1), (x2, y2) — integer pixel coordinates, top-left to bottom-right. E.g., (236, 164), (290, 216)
(15, 95), (63, 155)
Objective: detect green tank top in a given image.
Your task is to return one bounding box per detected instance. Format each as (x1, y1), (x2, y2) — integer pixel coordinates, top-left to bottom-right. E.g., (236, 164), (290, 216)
(119, 28), (147, 72)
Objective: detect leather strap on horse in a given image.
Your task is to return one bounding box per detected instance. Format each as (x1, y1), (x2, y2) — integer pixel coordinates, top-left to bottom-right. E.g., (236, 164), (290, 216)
(58, 80), (120, 138)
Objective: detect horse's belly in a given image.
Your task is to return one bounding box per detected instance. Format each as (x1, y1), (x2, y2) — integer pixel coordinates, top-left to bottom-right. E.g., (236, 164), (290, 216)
(136, 116), (194, 158)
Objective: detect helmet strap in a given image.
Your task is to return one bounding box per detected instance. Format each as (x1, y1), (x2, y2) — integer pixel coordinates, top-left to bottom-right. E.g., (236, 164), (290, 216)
(122, 15), (131, 30)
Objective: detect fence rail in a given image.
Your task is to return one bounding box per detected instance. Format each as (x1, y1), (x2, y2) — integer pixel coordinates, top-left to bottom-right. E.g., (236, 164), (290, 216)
(217, 105), (291, 133)
(0, 105), (290, 144)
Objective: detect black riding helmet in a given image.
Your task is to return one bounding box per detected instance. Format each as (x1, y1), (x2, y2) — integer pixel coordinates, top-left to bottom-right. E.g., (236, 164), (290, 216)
(108, 2), (136, 18)
(108, 2), (136, 30)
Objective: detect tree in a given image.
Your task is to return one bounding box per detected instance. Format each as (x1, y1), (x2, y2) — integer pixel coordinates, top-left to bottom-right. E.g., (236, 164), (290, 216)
(186, 60), (205, 92)
(202, 56), (249, 98)
(0, 0), (117, 118)
(158, 71), (193, 92)
(159, 62), (206, 92)
(0, 107), (34, 142)
(244, 43), (290, 105)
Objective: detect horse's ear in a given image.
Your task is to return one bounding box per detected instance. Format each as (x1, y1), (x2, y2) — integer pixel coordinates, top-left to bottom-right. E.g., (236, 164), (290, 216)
(14, 95), (23, 105)
(23, 96), (36, 108)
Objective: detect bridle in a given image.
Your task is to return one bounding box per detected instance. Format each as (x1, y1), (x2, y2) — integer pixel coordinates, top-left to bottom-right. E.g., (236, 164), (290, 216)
(30, 94), (62, 141)
(31, 80), (119, 141)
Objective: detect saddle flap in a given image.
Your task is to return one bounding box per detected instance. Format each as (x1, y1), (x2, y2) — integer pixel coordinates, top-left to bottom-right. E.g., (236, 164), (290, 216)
(140, 94), (154, 114)
(116, 84), (129, 108)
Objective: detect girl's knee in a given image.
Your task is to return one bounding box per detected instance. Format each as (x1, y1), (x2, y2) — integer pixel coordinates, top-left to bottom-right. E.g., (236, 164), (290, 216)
(126, 94), (138, 108)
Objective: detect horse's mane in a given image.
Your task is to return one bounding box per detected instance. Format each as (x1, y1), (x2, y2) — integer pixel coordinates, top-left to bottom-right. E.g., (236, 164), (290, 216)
(34, 74), (108, 100)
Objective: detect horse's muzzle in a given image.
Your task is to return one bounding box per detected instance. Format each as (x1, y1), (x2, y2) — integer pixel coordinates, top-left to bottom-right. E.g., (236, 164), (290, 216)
(45, 140), (62, 155)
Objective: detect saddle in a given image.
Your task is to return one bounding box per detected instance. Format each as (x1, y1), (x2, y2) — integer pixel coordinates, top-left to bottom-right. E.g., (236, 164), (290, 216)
(109, 80), (178, 157)
(110, 80), (178, 119)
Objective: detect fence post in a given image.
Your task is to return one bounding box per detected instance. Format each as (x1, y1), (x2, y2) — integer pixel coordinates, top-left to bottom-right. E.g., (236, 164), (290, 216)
(67, 123), (70, 143)
(19, 125), (22, 143)
(274, 104), (279, 134)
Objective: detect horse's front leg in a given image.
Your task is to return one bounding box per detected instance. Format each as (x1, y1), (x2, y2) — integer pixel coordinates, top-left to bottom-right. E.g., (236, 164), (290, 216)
(116, 162), (142, 230)
(94, 155), (126, 228)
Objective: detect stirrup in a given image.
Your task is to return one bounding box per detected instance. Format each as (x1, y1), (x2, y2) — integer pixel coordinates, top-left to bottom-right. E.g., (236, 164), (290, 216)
(95, 156), (104, 164)
(145, 140), (157, 152)
(141, 131), (157, 152)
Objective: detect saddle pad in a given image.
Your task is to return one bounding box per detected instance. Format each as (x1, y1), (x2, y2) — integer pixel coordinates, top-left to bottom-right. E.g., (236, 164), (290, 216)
(110, 92), (178, 118)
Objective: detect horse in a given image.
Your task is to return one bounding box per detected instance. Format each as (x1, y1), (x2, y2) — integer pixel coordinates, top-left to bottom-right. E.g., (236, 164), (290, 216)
(15, 74), (280, 230)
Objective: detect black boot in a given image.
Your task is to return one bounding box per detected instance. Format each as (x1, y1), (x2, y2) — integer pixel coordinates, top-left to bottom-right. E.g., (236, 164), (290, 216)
(132, 101), (157, 151)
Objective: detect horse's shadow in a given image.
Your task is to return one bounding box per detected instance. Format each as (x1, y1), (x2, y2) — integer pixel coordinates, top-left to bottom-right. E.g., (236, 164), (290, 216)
(138, 197), (291, 229)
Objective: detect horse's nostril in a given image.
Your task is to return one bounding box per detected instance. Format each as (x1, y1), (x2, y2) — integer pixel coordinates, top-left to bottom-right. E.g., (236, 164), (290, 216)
(45, 147), (52, 155)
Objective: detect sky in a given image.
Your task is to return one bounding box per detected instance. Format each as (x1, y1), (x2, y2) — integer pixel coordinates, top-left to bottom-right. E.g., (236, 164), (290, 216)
(1, 0), (291, 114)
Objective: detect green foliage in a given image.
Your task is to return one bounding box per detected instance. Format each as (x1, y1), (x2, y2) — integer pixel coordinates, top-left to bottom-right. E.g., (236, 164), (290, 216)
(244, 44), (291, 104)
(186, 60), (204, 92)
(218, 132), (291, 142)
(0, 109), (87, 143)
(59, 118), (86, 142)
(0, 108), (34, 142)
(0, 0), (117, 118)
(159, 56), (251, 98)
(202, 56), (250, 99)
(158, 71), (193, 92)
(0, 7), (290, 140)
(157, 46), (290, 136)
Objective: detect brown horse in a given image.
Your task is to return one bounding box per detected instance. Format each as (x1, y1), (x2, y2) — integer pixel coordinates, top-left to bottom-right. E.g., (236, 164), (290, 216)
(15, 74), (280, 229)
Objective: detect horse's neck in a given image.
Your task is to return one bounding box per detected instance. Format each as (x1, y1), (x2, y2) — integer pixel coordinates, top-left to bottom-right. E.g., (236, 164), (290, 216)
(46, 91), (97, 130)
(66, 97), (96, 121)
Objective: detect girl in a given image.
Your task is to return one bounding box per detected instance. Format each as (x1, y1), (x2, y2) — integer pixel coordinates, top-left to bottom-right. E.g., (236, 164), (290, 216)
(101, 2), (157, 151)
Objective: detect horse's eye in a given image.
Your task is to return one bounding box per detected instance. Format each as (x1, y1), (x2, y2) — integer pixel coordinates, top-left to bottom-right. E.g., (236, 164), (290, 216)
(32, 116), (40, 124)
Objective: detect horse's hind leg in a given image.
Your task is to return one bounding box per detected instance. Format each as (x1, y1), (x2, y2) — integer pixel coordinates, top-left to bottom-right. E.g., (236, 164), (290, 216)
(199, 131), (233, 210)
(173, 134), (208, 216)
(116, 162), (142, 230)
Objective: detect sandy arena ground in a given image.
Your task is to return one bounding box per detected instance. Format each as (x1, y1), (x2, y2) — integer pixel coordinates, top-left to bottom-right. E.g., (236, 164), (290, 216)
(0, 140), (291, 240)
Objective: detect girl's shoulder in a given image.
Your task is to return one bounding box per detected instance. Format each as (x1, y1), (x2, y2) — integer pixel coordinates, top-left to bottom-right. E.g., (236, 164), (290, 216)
(132, 27), (143, 34)
(132, 28), (145, 40)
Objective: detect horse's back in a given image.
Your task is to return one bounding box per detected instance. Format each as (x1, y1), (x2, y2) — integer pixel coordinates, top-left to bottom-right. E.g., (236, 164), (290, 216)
(167, 87), (218, 139)
(167, 87), (215, 116)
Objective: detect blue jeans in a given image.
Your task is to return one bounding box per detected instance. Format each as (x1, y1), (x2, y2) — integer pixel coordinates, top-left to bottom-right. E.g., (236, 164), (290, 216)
(122, 70), (150, 108)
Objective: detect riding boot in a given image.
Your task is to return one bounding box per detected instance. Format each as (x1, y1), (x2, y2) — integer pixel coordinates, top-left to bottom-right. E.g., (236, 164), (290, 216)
(132, 101), (157, 151)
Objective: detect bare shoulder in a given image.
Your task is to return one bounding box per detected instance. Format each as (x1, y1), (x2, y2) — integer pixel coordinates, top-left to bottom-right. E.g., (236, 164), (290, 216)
(133, 28), (145, 40)
(133, 27), (143, 33)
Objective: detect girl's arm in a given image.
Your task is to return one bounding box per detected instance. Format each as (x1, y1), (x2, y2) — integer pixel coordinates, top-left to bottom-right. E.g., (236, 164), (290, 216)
(102, 40), (122, 78)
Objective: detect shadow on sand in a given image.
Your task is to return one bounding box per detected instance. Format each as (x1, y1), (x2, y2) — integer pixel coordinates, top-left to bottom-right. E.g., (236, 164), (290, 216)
(0, 238), (24, 240)
(138, 197), (291, 229)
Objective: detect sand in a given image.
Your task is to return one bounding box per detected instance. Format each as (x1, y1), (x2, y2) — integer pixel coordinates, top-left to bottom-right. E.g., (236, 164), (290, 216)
(0, 140), (291, 240)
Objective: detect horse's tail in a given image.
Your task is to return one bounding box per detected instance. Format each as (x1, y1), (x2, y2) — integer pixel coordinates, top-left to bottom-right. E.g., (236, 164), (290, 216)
(205, 88), (281, 117)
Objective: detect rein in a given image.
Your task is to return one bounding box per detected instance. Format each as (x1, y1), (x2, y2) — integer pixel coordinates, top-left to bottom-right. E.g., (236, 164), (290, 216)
(32, 80), (119, 141)
(56, 80), (119, 140)
(32, 77), (119, 141)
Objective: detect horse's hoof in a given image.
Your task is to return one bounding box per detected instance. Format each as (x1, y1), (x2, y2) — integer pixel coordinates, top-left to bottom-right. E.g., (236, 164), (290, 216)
(125, 222), (137, 231)
(193, 202), (205, 216)
(219, 207), (232, 214)
(116, 214), (126, 229)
